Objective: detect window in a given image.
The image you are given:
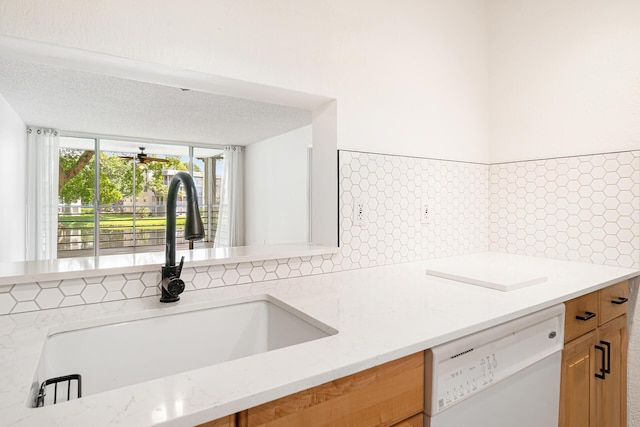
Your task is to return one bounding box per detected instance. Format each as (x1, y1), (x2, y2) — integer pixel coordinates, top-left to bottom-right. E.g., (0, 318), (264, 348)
(57, 137), (96, 257)
(57, 136), (224, 258)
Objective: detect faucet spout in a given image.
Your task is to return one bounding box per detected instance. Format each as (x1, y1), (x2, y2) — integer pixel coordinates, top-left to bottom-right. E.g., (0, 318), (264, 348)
(161, 171), (205, 303)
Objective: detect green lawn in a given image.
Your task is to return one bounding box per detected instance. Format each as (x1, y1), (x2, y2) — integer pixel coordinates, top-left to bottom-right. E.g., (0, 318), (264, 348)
(59, 213), (186, 230)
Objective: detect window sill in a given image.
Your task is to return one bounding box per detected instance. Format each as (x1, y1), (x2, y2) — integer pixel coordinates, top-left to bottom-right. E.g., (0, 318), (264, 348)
(0, 244), (340, 287)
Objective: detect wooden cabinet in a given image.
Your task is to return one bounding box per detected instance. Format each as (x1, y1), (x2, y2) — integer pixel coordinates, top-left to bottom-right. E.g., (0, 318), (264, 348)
(198, 353), (424, 427)
(559, 330), (597, 427)
(197, 415), (236, 427)
(237, 352), (424, 427)
(559, 281), (628, 427)
(391, 413), (424, 427)
(596, 315), (627, 427)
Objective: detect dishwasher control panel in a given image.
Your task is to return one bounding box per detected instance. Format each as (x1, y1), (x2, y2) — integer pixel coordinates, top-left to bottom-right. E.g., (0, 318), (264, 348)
(425, 304), (565, 416)
(437, 352), (500, 410)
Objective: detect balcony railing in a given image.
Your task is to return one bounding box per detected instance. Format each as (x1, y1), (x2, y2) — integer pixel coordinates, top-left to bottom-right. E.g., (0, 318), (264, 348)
(57, 204), (219, 258)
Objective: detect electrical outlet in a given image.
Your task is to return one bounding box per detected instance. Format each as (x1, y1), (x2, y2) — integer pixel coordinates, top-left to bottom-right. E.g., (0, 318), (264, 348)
(353, 199), (365, 226)
(420, 198), (429, 224)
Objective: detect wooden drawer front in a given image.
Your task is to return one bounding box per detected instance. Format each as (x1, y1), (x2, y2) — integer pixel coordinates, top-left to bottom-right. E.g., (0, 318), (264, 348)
(197, 414), (235, 427)
(392, 413), (424, 427)
(599, 281), (629, 326)
(565, 292), (599, 342)
(241, 352), (424, 427)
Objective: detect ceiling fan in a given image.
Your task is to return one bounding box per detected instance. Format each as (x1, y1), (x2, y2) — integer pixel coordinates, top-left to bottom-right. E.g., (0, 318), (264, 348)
(119, 147), (169, 168)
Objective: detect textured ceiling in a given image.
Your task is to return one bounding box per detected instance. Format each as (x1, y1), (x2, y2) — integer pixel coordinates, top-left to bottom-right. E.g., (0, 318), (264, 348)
(0, 58), (312, 146)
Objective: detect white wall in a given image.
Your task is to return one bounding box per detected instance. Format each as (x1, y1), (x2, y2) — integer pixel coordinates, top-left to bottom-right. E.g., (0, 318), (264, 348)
(0, 0), (490, 163)
(488, 0), (640, 163)
(245, 125), (310, 246)
(0, 93), (26, 261)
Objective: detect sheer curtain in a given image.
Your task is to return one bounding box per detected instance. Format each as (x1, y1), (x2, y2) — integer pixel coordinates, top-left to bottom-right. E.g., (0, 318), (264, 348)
(26, 128), (59, 260)
(215, 145), (245, 247)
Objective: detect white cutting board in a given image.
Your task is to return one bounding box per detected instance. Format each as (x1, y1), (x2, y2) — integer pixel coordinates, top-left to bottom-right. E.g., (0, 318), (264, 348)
(424, 252), (548, 291)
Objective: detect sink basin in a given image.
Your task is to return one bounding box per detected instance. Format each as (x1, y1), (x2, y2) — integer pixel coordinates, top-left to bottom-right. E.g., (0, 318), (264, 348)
(29, 295), (336, 407)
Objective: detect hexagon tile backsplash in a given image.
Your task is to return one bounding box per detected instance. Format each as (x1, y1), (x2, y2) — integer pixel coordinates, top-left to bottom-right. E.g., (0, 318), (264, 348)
(336, 150), (490, 269)
(1, 149), (639, 315)
(489, 151), (640, 268)
(0, 256), (339, 315)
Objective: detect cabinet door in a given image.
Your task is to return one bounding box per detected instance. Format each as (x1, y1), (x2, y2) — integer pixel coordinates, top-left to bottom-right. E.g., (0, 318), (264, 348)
(596, 315), (627, 427)
(559, 330), (596, 427)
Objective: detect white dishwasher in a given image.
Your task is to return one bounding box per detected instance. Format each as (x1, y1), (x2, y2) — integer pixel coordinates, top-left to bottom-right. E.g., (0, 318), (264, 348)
(425, 304), (565, 427)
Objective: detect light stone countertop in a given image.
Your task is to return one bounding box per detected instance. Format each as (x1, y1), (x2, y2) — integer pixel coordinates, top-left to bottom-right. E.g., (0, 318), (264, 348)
(1, 252), (638, 426)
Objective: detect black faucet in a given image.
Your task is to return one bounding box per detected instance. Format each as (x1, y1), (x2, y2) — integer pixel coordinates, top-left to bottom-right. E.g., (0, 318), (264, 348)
(160, 171), (205, 303)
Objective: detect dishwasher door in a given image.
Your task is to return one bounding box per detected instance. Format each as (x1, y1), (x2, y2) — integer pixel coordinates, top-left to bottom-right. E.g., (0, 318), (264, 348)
(427, 352), (561, 427)
(425, 304), (565, 427)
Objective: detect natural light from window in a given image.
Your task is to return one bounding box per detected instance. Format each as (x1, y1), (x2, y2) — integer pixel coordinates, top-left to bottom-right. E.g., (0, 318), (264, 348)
(57, 136), (223, 258)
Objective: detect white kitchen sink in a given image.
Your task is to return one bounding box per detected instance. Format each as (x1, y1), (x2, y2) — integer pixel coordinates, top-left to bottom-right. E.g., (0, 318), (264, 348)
(29, 295), (336, 407)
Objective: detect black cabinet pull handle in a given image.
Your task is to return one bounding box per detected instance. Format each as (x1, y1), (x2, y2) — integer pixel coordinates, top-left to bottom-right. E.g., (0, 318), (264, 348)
(576, 311), (596, 321)
(595, 345), (606, 379)
(601, 340), (611, 374)
(611, 297), (628, 305)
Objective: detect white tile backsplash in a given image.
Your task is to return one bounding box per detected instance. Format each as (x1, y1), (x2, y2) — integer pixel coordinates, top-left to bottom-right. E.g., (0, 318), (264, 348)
(2, 149), (639, 315)
(0, 294), (16, 313)
(336, 151), (490, 269)
(489, 151), (640, 268)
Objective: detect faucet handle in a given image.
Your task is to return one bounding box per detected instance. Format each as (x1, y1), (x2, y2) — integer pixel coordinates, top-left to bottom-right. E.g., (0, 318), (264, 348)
(177, 256), (185, 278)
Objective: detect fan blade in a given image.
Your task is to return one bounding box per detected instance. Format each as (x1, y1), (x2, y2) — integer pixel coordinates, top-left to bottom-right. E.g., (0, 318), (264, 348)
(119, 156), (135, 160)
(146, 157), (169, 163)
